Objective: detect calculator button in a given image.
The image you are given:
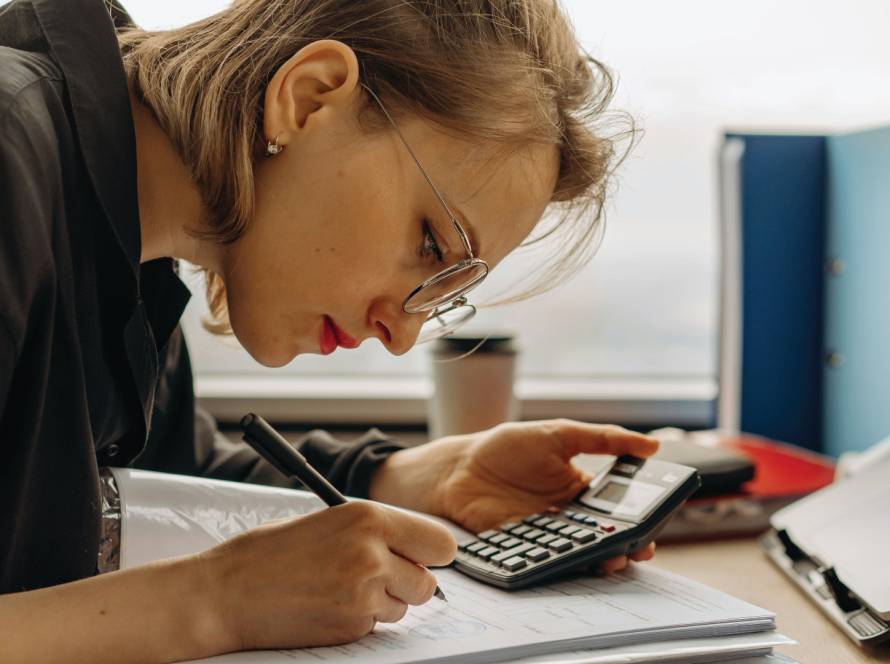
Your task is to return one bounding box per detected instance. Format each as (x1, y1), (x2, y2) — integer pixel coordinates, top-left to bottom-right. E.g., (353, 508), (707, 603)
(477, 546), (500, 560)
(548, 538), (573, 553)
(570, 528), (598, 544)
(526, 547), (550, 562)
(500, 537), (522, 549)
(545, 521), (566, 532)
(523, 514), (544, 524)
(533, 516), (554, 527)
(509, 524), (532, 537)
(466, 541), (487, 554)
(536, 534), (558, 546)
(562, 509), (578, 519)
(558, 524), (581, 536)
(500, 522), (520, 532)
(613, 462), (639, 477)
(582, 516), (599, 526)
(502, 556), (528, 572)
(491, 543), (534, 564)
(459, 540), (480, 552)
(488, 533), (509, 546)
(478, 529), (500, 541)
(600, 524), (616, 533)
(523, 528), (546, 541)
(571, 513), (588, 522)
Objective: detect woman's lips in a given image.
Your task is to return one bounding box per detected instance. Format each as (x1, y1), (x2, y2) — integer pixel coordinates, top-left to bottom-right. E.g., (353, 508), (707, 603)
(319, 316), (359, 355)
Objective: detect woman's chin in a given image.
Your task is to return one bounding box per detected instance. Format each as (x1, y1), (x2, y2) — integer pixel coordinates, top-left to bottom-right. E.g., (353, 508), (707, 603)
(228, 317), (303, 367)
(240, 337), (299, 368)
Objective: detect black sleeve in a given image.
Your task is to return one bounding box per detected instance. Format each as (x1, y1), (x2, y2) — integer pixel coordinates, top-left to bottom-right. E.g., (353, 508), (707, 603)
(133, 328), (409, 498)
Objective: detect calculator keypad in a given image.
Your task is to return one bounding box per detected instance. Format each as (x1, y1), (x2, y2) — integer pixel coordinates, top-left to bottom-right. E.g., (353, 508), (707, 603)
(456, 509), (627, 577)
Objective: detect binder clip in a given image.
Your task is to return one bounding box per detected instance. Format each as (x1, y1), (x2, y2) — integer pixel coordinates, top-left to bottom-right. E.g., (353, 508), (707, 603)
(775, 528), (806, 562)
(818, 565), (861, 613)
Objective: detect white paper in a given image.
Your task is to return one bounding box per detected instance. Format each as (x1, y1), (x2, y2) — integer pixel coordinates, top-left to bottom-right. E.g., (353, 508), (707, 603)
(513, 632), (794, 663)
(112, 470), (778, 664)
(719, 656), (800, 664)
(114, 468), (327, 569)
(184, 565), (773, 664)
(113, 468), (472, 569)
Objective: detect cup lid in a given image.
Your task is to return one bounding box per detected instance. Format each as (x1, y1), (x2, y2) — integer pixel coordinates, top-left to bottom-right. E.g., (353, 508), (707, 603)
(431, 334), (517, 355)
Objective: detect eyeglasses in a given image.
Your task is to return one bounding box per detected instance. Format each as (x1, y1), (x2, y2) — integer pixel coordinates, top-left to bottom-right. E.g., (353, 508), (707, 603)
(361, 84), (489, 344)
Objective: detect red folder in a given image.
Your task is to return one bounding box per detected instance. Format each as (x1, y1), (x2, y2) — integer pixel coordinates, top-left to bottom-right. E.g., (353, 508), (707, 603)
(723, 435), (836, 499)
(659, 434), (835, 542)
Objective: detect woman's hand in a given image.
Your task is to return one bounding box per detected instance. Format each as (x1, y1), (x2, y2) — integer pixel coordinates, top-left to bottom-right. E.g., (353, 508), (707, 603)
(198, 501), (456, 653)
(1, 501), (456, 664)
(370, 419), (659, 572)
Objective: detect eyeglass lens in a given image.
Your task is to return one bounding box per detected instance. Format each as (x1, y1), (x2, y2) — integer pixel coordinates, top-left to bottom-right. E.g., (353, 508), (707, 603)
(404, 261), (488, 313)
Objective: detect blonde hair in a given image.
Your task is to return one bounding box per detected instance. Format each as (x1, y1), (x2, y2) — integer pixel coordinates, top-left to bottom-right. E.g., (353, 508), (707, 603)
(118, 0), (634, 333)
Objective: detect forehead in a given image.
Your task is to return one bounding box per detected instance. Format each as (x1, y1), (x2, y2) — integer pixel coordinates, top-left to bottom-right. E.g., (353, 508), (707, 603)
(398, 119), (559, 266)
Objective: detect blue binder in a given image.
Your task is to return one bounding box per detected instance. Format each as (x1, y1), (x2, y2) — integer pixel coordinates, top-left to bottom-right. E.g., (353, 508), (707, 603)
(823, 127), (890, 456)
(720, 128), (890, 456)
(722, 133), (827, 452)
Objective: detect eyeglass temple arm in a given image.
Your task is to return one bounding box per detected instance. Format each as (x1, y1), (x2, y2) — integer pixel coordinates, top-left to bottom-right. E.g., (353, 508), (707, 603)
(359, 83), (475, 258)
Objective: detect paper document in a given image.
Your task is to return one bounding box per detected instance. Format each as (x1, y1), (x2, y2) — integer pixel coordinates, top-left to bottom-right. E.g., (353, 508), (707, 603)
(719, 656), (799, 664)
(112, 470), (778, 664)
(113, 468), (468, 569)
(185, 564), (773, 664)
(515, 632), (793, 664)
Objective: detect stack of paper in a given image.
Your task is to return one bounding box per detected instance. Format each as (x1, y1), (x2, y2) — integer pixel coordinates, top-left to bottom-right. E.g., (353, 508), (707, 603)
(110, 469), (794, 664)
(185, 565), (779, 664)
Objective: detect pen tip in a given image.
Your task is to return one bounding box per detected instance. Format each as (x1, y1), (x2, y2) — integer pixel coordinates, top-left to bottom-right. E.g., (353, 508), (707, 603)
(434, 586), (447, 602)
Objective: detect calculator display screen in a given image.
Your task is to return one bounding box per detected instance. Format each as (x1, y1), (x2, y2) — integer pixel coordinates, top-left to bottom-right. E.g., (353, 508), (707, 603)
(594, 481), (628, 503)
(578, 478), (666, 518)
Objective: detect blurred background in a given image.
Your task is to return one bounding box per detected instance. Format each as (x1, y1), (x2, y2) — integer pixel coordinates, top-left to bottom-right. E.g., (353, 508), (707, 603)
(72, 1), (890, 429)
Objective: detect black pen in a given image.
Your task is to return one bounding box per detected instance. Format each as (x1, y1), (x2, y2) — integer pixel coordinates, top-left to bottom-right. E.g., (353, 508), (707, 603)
(240, 413), (447, 601)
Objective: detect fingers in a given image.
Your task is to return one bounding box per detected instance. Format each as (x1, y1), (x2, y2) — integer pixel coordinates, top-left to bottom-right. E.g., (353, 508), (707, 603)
(630, 542), (656, 562)
(385, 554), (440, 606)
(374, 594), (409, 624)
(600, 542), (657, 573)
(600, 556), (630, 574)
(378, 505), (458, 567)
(545, 419), (659, 460)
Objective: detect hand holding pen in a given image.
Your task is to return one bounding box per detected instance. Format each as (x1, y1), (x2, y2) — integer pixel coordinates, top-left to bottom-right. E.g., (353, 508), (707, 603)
(240, 413), (451, 602)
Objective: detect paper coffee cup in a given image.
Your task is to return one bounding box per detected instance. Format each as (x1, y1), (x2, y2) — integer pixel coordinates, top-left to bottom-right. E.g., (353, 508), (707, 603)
(428, 335), (519, 440)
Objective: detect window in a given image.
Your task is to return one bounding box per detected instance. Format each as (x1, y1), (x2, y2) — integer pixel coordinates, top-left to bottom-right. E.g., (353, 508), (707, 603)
(95, 2), (890, 423)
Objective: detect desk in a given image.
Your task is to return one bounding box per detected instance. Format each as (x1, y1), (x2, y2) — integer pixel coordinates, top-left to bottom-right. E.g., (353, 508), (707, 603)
(653, 539), (890, 664)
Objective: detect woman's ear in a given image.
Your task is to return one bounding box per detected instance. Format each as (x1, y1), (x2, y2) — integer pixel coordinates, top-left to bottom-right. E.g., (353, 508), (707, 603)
(262, 40), (360, 149)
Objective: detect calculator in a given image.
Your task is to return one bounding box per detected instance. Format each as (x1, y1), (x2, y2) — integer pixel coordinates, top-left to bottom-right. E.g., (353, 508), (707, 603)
(453, 455), (700, 589)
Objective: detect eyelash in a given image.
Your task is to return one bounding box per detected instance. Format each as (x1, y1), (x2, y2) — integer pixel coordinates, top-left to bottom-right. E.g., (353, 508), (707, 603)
(420, 220), (445, 263)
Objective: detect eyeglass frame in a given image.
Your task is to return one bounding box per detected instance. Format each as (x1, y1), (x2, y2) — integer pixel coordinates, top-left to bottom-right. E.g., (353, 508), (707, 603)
(360, 84), (490, 330)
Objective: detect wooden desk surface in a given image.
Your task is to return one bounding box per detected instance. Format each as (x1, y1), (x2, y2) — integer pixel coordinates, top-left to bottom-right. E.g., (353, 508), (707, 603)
(652, 539), (890, 664)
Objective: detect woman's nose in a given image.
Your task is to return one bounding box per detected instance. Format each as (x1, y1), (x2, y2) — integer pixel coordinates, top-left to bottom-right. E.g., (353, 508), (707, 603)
(368, 297), (427, 356)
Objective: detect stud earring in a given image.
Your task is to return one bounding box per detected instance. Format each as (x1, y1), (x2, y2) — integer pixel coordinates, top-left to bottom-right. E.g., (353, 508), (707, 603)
(266, 134), (285, 157)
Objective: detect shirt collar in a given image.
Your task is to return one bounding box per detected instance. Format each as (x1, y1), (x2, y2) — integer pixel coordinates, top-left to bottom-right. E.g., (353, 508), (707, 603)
(2, 0), (193, 444)
(13, 0), (192, 328)
(28, 0), (143, 274)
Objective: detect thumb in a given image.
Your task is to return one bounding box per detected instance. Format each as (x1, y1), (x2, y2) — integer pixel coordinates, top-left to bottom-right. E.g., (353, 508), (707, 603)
(549, 467), (594, 507)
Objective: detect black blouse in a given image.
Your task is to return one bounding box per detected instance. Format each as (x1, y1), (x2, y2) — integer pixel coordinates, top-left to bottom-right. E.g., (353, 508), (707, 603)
(0, 0), (406, 593)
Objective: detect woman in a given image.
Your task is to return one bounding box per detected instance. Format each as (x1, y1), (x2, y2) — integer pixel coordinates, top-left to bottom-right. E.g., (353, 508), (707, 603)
(0, 0), (658, 660)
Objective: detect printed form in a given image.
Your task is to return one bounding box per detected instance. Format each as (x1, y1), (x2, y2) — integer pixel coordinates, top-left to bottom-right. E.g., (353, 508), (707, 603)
(188, 565), (774, 664)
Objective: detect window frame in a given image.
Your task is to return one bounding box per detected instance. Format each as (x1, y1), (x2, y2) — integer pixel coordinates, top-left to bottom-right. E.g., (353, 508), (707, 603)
(196, 375), (715, 428)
